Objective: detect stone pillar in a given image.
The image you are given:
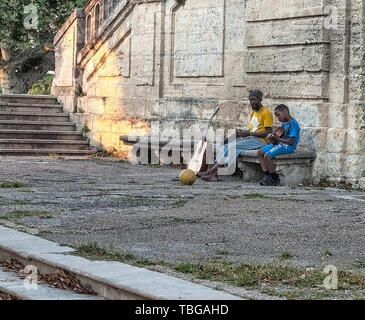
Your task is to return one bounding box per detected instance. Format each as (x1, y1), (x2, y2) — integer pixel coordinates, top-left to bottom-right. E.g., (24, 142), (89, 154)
(52, 8), (85, 113)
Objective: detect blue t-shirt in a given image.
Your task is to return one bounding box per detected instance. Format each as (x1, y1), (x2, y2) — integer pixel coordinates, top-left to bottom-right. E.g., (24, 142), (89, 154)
(281, 119), (300, 149)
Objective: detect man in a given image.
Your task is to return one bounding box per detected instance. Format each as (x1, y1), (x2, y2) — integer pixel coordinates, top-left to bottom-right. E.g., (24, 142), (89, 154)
(199, 90), (273, 181)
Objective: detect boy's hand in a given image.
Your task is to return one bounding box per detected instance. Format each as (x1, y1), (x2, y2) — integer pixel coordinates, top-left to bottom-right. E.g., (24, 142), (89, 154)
(267, 133), (278, 143)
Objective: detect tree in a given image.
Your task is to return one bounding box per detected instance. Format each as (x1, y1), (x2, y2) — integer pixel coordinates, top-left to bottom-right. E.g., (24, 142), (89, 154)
(0, 0), (88, 94)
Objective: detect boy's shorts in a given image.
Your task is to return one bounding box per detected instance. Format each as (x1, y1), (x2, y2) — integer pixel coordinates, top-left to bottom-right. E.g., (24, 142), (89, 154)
(261, 143), (295, 158)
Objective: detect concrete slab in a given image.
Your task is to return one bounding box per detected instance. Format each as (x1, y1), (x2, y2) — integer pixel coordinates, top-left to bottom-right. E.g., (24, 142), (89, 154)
(0, 226), (74, 255)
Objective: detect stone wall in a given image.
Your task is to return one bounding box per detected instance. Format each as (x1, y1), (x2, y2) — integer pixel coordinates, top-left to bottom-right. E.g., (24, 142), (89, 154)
(52, 0), (365, 187)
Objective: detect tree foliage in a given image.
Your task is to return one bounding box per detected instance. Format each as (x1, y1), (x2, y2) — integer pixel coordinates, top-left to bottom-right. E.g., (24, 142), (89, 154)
(0, 0), (88, 59)
(0, 0), (88, 93)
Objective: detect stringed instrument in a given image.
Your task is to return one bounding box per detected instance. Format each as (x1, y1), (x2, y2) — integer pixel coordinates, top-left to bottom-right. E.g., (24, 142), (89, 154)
(188, 107), (220, 174)
(268, 127), (285, 144)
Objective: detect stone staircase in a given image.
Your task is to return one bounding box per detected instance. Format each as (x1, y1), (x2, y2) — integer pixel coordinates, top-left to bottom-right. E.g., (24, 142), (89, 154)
(0, 94), (93, 156)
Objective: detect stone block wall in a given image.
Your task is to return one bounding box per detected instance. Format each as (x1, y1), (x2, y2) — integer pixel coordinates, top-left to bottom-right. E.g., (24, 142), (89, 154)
(52, 0), (365, 186)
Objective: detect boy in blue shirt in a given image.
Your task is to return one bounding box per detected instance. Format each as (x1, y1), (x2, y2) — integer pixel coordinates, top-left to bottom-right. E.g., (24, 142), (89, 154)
(257, 104), (300, 186)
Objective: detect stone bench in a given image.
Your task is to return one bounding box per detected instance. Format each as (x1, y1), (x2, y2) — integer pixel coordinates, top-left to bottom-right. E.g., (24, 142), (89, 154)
(238, 149), (317, 186)
(120, 135), (316, 185)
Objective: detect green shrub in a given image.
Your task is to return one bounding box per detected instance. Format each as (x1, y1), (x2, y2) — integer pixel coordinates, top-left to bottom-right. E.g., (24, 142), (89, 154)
(28, 74), (54, 95)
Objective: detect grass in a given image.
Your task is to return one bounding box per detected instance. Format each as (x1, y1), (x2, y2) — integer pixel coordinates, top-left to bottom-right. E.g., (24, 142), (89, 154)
(73, 242), (157, 267)
(280, 251), (294, 260)
(171, 199), (188, 208)
(354, 257), (365, 268)
(81, 123), (91, 137)
(0, 180), (27, 188)
(244, 193), (267, 199)
(171, 261), (365, 291)
(0, 210), (54, 220)
(112, 196), (152, 203)
(74, 242), (135, 261)
(69, 241), (365, 299)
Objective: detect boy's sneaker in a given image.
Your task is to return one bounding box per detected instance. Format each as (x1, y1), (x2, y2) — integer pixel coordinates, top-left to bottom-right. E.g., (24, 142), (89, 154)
(259, 175), (271, 186)
(271, 173), (281, 186)
(260, 175), (281, 186)
(271, 176), (281, 186)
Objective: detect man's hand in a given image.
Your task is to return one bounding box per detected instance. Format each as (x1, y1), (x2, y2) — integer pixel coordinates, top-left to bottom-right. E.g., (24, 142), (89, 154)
(237, 129), (250, 138)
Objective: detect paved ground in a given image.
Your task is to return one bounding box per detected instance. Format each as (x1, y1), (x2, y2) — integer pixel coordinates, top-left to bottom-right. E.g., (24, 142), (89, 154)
(0, 156), (364, 270)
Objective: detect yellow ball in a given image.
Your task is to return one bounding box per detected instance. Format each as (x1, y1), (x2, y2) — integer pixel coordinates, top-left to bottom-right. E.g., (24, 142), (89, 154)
(179, 169), (196, 185)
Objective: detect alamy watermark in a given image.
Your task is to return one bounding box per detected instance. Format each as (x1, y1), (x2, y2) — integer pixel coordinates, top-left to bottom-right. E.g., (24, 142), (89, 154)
(128, 121), (238, 176)
(324, 5), (339, 30)
(23, 4), (39, 30)
(23, 264), (38, 289)
(323, 265), (338, 290)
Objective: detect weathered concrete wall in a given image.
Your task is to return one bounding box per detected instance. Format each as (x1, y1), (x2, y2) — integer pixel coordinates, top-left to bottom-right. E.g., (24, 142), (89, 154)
(52, 0), (365, 186)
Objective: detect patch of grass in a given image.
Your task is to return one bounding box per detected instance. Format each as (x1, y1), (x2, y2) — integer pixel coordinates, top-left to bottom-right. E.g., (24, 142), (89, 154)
(171, 199), (188, 208)
(74, 242), (136, 262)
(135, 258), (156, 267)
(354, 257), (365, 268)
(73, 242), (160, 268)
(70, 242), (365, 299)
(171, 260), (365, 292)
(112, 196), (152, 203)
(81, 123), (91, 137)
(0, 210), (53, 220)
(0, 180), (27, 188)
(9, 199), (32, 205)
(244, 193), (267, 199)
(280, 251), (294, 260)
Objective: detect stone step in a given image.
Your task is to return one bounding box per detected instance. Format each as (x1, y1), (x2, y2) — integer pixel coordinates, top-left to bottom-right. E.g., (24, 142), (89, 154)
(0, 226), (242, 300)
(0, 139), (90, 151)
(0, 94), (58, 105)
(0, 269), (104, 300)
(0, 103), (63, 113)
(0, 149), (94, 156)
(0, 130), (84, 140)
(0, 120), (76, 131)
(0, 112), (69, 122)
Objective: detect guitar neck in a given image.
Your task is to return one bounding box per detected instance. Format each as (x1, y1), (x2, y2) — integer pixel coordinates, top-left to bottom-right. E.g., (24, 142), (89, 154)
(202, 107), (220, 141)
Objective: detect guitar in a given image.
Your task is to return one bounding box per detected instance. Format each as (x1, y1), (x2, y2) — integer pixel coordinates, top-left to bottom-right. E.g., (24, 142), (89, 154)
(188, 107), (220, 174)
(268, 127), (285, 144)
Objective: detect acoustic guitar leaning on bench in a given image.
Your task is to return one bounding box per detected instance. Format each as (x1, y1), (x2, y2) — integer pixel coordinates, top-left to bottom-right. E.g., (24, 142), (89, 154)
(188, 107), (220, 174)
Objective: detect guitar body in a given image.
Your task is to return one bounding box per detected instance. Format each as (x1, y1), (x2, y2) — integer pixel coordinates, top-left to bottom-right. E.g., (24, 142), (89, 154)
(274, 127), (285, 138)
(187, 107), (220, 174)
(188, 140), (208, 174)
(269, 127), (285, 144)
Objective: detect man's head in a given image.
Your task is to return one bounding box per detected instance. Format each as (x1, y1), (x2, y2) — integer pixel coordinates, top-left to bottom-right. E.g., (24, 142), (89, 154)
(274, 104), (290, 122)
(249, 90), (263, 111)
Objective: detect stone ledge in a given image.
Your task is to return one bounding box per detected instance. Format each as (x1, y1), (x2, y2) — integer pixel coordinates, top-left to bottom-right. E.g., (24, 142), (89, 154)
(240, 149), (317, 162)
(54, 8), (85, 47)
(238, 149), (317, 186)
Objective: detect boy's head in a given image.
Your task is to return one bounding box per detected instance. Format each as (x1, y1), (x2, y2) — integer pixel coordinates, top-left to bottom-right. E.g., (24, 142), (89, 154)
(274, 104), (290, 122)
(249, 90), (263, 111)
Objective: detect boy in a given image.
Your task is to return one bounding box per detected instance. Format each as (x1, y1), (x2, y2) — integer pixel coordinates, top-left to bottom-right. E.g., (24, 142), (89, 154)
(257, 104), (300, 186)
